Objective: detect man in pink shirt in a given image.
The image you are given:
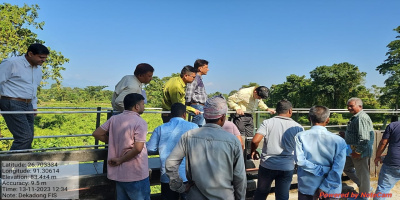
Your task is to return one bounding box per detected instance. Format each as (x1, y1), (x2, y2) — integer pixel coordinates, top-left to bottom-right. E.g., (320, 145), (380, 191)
(93, 93), (150, 200)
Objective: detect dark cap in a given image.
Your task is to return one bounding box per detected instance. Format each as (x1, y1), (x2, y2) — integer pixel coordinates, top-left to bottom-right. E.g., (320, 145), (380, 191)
(255, 86), (270, 99)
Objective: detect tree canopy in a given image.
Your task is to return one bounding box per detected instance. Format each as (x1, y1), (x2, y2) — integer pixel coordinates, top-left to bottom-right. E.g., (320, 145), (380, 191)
(0, 3), (69, 86)
(376, 26), (400, 108)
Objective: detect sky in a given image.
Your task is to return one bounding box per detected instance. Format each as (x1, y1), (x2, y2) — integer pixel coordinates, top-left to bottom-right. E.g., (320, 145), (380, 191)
(7, 0), (400, 94)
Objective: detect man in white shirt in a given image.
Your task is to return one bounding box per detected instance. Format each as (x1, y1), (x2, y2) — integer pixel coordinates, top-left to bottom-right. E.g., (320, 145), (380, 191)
(111, 63), (154, 112)
(0, 43), (49, 150)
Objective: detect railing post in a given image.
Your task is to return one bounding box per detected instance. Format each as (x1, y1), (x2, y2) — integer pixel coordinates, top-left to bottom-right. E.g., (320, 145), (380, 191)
(95, 107), (101, 149)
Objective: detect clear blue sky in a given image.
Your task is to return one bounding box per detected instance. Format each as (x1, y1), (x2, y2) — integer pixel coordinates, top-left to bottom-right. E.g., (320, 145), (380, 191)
(8, 0), (400, 94)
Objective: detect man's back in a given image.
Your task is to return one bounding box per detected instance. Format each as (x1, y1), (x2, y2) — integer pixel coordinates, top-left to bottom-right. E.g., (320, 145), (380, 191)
(147, 117), (198, 183)
(111, 75), (142, 111)
(295, 126), (347, 195)
(102, 110), (149, 182)
(258, 116), (304, 171)
(167, 123), (246, 200)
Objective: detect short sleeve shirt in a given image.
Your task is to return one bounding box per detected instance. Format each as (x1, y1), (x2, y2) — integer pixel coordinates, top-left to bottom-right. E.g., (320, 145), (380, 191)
(101, 110), (149, 182)
(382, 121), (400, 167)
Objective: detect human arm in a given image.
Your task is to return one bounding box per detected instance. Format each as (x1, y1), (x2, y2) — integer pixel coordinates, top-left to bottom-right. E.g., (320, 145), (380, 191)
(251, 133), (264, 160)
(233, 142), (247, 200)
(0, 59), (12, 85)
(108, 141), (145, 166)
(294, 135), (331, 176)
(146, 127), (161, 155)
(227, 92), (245, 115)
(375, 139), (389, 166)
(319, 142), (347, 194)
(237, 136), (245, 150)
(92, 126), (109, 143)
(353, 115), (373, 156)
(165, 135), (187, 193)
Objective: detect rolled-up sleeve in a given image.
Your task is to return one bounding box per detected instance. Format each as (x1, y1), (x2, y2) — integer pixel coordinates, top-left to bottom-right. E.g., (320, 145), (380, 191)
(166, 134), (187, 193)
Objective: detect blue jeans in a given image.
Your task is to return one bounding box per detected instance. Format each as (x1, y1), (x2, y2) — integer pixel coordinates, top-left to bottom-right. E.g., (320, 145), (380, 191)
(253, 165), (294, 200)
(116, 177), (150, 200)
(189, 104), (205, 127)
(373, 163), (400, 200)
(0, 99), (34, 150)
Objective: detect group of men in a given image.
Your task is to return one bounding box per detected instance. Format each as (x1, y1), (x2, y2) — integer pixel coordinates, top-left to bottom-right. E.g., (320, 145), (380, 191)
(1, 44), (400, 200)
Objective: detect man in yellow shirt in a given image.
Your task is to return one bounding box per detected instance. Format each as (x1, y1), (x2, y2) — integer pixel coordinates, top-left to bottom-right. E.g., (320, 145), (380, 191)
(228, 86), (275, 158)
(161, 66), (200, 123)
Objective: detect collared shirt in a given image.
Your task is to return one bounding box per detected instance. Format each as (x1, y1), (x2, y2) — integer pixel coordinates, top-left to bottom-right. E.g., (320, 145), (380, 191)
(100, 110), (149, 182)
(257, 116), (304, 171)
(166, 123), (246, 200)
(344, 110), (374, 158)
(0, 56), (42, 109)
(185, 74), (207, 104)
(161, 77), (196, 113)
(147, 117), (199, 183)
(227, 86), (269, 112)
(111, 75), (142, 112)
(382, 121), (400, 167)
(295, 126), (347, 195)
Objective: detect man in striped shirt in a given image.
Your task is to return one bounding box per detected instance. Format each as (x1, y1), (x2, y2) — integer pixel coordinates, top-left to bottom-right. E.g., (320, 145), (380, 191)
(343, 97), (374, 199)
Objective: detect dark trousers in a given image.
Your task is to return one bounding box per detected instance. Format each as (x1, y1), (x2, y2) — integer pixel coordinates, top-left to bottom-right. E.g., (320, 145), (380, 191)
(253, 166), (294, 200)
(231, 113), (254, 137)
(0, 99), (34, 150)
(161, 183), (187, 200)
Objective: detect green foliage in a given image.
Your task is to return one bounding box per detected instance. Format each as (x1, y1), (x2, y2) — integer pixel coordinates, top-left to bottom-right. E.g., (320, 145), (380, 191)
(329, 113), (348, 125)
(310, 62), (366, 109)
(0, 3), (69, 87)
(376, 26), (400, 108)
(268, 74), (314, 108)
(38, 84), (113, 103)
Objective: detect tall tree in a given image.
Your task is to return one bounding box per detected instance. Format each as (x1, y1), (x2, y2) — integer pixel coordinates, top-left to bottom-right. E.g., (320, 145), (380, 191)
(144, 73), (180, 107)
(268, 74), (313, 108)
(376, 26), (400, 108)
(0, 3), (69, 86)
(310, 62), (366, 108)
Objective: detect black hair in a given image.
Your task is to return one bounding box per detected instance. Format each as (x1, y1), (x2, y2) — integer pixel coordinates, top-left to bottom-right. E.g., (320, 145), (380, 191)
(123, 93), (144, 110)
(180, 65), (196, 78)
(276, 100), (292, 114)
(27, 43), (49, 55)
(194, 59), (208, 72)
(134, 63), (154, 76)
(255, 86), (270, 99)
(171, 103), (186, 117)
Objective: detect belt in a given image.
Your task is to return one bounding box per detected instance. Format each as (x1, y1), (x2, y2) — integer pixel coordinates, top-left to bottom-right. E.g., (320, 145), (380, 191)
(1, 96), (32, 103)
(191, 102), (204, 106)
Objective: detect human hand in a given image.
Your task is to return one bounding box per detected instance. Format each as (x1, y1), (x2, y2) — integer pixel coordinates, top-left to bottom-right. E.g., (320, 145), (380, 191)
(251, 151), (260, 160)
(267, 109), (276, 114)
(194, 109), (201, 115)
(374, 157), (382, 166)
(236, 109), (244, 115)
(108, 157), (123, 167)
(33, 109), (38, 117)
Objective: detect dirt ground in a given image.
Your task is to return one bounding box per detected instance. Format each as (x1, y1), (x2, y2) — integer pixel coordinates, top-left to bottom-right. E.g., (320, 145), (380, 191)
(264, 177), (400, 200)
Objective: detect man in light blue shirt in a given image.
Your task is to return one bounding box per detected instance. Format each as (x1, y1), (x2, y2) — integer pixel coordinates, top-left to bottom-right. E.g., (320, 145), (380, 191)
(147, 103), (198, 200)
(295, 106), (347, 200)
(0, 43), (49, 150)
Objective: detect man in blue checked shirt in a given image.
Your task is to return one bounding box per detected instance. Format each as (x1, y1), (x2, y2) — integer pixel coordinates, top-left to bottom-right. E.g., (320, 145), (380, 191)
(295, 106), (347, 200)
(185, 59), (209, 127)
(147, 103), (198, 200)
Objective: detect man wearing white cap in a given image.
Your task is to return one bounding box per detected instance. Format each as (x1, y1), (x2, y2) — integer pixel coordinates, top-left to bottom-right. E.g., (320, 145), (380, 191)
(166, 95), (246, 200)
